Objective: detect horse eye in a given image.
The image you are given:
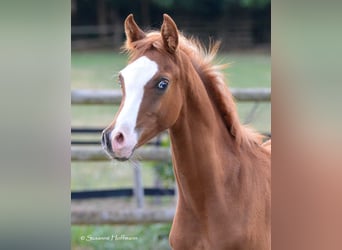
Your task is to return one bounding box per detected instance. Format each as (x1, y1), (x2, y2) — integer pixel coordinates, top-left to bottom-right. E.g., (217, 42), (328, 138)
(157, 79), (169, 90)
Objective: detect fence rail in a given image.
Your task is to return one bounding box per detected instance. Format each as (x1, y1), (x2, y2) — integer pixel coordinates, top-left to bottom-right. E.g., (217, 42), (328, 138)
(72, 188), (175, 200)
(72, 208), (175, 225)
(71, 88), (270, 105)
(72, 145), (171, 162)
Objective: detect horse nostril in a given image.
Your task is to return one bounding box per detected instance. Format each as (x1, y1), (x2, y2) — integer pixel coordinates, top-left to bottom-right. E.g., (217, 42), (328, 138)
(101, 133), (106, 147)
(101, 131), (112, 151)
(114, 132), (125, 144)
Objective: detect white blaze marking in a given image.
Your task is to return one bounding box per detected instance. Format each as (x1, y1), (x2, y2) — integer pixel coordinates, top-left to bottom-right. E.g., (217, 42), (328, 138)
(111, 56), (158, 143)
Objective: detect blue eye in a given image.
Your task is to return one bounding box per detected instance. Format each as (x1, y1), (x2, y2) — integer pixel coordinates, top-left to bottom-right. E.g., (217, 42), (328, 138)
(157, 79), (169, 90)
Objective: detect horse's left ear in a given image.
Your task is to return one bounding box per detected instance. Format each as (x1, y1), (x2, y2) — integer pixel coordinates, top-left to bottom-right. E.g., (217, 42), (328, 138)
(161, 14), (179, 53)
(124, 14), (146, 46)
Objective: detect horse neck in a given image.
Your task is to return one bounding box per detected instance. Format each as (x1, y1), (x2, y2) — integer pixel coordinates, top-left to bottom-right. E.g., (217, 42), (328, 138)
(169, 62), (241, 214)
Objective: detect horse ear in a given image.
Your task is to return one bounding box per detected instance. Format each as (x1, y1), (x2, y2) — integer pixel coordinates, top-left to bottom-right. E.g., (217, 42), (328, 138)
(124, 14), (146, 46)
(161, 14), (179, 53)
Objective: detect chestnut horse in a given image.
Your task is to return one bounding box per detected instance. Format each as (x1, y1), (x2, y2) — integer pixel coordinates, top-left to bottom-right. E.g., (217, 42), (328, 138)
(102, 14), (271, 250)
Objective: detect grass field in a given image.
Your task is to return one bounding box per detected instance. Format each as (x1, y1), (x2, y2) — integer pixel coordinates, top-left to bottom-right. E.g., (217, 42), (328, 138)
(71, 50), (270, 250)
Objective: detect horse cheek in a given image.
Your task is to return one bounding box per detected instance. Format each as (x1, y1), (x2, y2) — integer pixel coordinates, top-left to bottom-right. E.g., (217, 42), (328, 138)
(161, 90), (182, 128)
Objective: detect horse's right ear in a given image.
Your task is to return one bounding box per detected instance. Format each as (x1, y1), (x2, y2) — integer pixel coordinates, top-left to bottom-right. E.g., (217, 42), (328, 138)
(124, 14), (146, 46)
(161, 14), (179, 54)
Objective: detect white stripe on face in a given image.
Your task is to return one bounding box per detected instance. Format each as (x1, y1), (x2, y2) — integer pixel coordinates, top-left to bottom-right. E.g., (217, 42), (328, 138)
(110, 56), (158, 147)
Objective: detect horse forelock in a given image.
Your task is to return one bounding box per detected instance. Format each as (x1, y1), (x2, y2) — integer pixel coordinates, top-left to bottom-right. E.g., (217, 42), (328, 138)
(122, 31), (264, 151)
(122, 32), (167, 61)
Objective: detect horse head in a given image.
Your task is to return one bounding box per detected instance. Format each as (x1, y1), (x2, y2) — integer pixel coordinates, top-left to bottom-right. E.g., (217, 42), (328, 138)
(102, 14), (183, 161)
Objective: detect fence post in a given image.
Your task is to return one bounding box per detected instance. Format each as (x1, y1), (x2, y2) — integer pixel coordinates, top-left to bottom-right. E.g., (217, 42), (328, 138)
(153, 173), (162, 205)
(132, 161), (145, 208)
(174, 182), (178, 204)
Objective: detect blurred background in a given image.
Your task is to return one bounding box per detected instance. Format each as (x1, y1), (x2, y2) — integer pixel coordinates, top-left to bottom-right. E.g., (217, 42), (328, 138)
(71, 0), (270, 51)
(71, 0), (270, 249)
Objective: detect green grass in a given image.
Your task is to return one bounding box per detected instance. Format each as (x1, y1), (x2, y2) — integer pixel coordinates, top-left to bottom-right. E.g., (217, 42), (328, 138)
(71, 50), (270, 250)
(216, 53), (271, 88)
(71, 51), (128, 90)
(71, 51), (270, 89)
(71, 161), (158, 191)
(71, 51), (270, 130)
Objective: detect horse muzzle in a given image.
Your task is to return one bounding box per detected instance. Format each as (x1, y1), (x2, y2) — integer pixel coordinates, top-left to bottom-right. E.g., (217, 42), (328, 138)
(101, 128), (137, 161)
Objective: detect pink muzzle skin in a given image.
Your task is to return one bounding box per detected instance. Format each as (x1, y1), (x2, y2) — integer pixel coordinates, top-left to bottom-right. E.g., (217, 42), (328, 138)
(110, 128), (137, 160)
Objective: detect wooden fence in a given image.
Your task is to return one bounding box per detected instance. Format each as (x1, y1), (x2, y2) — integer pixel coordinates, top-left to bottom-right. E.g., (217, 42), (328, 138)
(71, 88), (271, 105)
(71, 88), (270, 225)
(72, 207), (175, 225)
(72, 145), (171, 162)
(71, 87), (270, 162)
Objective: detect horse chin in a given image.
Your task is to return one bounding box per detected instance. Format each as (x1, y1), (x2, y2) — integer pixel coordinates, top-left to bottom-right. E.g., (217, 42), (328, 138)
(105, 148), (135, 162)
(114, 156), (130, 162)
(114, 150), (134, 161)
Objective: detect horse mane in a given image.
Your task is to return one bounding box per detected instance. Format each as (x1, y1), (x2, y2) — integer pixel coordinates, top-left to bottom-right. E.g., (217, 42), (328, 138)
(123, 31), (264, 151)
